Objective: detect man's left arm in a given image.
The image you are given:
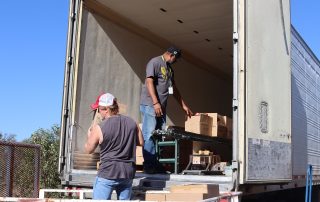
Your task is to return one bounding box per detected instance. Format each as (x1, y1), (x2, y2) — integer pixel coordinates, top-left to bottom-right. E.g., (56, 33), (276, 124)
(173, 84), (193, 118)
(85, 125), (102, 154)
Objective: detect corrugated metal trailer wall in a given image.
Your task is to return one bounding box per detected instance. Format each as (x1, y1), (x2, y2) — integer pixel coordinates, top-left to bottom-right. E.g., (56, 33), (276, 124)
(291, 26), (320, 177)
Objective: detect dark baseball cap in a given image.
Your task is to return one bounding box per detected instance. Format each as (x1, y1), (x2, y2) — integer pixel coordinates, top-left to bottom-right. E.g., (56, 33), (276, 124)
(167, 46), (181, 58)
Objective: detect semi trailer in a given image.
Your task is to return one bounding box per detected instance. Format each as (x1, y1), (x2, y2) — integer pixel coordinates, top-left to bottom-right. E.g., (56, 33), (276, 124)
(58, 0), (320, 196)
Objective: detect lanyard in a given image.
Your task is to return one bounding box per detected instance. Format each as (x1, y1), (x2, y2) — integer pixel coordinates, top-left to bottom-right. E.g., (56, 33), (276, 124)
(161, 56), (173, 87)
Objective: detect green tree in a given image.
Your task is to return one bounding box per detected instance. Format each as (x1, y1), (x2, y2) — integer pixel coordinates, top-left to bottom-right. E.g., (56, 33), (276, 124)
(0, 132), (16, 142)
(23, 124), (61, 189)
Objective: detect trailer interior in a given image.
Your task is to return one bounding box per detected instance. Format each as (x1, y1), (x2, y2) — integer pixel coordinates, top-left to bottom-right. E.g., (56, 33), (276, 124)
(64, 0), (236, 192)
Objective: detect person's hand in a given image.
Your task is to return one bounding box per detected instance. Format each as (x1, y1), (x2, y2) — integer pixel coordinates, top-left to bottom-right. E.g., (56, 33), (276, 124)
(153, 103), (163, 117)
(183, 105), (193, 118)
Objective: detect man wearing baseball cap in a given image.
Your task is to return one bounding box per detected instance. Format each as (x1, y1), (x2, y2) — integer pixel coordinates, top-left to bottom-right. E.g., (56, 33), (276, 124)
(140, 46), (193, 174)
(85, 93), (144, 200)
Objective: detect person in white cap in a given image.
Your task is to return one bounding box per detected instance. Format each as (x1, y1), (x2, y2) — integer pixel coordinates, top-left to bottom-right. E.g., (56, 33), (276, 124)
(85, 93), (144, 200)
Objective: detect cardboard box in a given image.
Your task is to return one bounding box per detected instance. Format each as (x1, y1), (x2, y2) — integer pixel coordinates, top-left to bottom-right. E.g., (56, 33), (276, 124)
(207, 113), (225, 126)
(211, 125), (228, 138)
(222, 116), (232, 139)
(207, 113), (228, 138)
(136, 146), (143, 165)
(145, 191), (217, 201)
(145, 185), (219, 201)
(185, 114), (212, 136)
(136, 156), (144, 165)
(136, 145), (143, 156)
(169, 184), (219, 195)
(165, 193), (217, 201)
(145, 190), (169, 201)
(190, 154), (221, 165)
(222, 116), (232, 131)
(185, 113), (229, 138)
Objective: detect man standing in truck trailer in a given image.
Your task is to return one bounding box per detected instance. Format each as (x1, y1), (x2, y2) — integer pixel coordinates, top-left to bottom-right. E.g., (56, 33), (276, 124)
(140, 46), (193, 174)
(85, 93), (144, 200)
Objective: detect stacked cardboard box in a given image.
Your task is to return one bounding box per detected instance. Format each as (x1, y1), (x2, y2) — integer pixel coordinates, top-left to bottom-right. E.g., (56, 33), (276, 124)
(222, 116), (233, 139)
(185, 113), (229, 138)
(145, 190), (170, 201)
(207, 113), (228, 138)
(136, 146), (144, 166)
(185, 114), (213, 136)
(136, 124), (144, 167)
(145, 184), (219, 201)
(185, 113), (231, 153)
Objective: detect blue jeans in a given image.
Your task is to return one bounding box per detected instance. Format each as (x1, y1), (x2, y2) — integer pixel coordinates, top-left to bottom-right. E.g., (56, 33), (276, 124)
(140, 105), (166, 169)
(93, 177), (133, 200)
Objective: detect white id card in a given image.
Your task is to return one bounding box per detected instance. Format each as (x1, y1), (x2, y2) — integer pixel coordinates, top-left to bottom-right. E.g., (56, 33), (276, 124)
(169, 86), (173, 94)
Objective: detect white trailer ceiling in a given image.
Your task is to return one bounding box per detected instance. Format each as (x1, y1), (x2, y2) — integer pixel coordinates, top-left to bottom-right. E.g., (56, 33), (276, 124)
(92, 0), (233, 76)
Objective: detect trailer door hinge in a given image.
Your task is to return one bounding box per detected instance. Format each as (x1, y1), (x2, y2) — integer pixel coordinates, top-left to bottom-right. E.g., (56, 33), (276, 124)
(232, 160), (239, 171)
(233, 32), (239, 43)
(70, 12), (76, 21)
(68, 56), (73, 65)
(233, 99), (239, 110)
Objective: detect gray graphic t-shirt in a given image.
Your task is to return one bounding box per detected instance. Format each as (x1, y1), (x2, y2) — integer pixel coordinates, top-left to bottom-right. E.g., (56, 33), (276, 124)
(140, 55), (174, 110)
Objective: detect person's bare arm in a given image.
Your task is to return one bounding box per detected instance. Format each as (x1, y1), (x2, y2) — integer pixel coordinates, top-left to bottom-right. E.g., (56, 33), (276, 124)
(173, 84), (193, 118)
(146, 77), (163, 117)
(84, 125), (103, 154)
(136, 123), (144, 146)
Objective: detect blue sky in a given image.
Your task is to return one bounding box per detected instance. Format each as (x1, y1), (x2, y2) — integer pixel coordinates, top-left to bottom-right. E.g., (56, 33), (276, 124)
(0, 0), (68, 141)
(0, 0), (319, 141)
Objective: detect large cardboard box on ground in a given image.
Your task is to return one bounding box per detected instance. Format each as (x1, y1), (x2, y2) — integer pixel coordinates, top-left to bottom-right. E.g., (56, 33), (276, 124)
(167, 184), (220, 201)
(145, 190), (169, 201)
(145, 184), (219, 201)
(166, 193), (217, 201)
(169, 184), (219, 194)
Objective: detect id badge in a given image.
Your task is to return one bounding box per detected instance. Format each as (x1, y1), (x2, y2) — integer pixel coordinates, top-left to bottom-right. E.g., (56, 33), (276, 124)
(169, 86), (173, 94)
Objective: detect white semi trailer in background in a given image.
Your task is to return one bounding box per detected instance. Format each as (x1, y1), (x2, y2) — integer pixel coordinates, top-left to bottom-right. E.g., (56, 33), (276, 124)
(58, 0), (320, 198)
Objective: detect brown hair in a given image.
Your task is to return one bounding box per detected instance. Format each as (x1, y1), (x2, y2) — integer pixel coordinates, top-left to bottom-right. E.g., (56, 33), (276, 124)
(108, 100), (119, 115)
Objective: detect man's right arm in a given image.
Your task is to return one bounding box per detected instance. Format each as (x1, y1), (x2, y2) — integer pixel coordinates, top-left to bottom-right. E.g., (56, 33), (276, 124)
(146, 77), (163, 117)
(84, 125), (102, 154)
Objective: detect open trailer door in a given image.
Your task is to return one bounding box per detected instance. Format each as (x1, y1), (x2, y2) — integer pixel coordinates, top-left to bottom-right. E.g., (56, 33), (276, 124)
(237, 0), (291, 183)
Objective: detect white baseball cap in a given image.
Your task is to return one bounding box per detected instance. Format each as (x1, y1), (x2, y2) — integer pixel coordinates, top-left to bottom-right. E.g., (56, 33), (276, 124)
(90, 93), (116, 109)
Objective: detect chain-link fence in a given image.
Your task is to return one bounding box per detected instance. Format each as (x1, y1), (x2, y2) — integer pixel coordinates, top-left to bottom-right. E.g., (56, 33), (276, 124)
(0, 141), (40, 198)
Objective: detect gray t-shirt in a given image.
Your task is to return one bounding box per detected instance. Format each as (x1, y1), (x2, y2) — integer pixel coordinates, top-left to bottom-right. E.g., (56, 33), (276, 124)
(140, 55), (174, 109)
(97, 115), (137, 179)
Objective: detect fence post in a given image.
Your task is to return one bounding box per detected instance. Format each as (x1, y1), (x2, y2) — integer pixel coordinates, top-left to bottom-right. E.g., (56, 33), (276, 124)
(305, 164), (312, 202)
(33, 147), (41, 198)
(5, 145), (14, 197)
